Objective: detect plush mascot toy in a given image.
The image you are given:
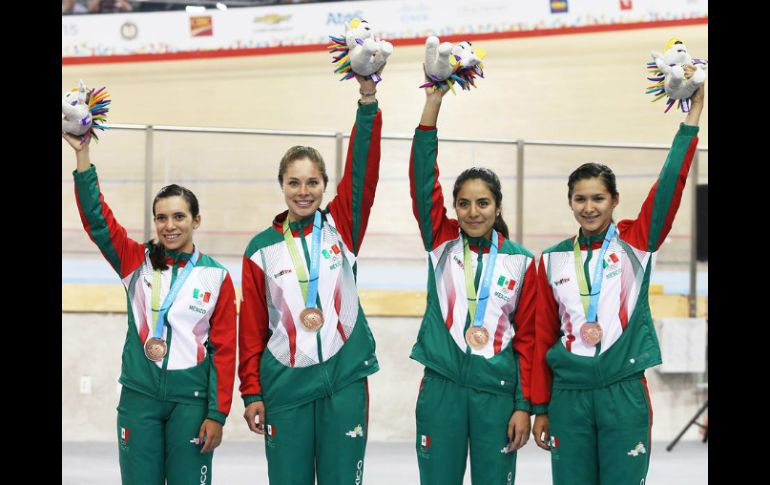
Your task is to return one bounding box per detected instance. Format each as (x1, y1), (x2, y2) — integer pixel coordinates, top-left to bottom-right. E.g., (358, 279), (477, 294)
(328, 18), (393, 82)
(646, 38), (707, 113)
(421, 35), (486, 93)
(62, 80), (110, 143)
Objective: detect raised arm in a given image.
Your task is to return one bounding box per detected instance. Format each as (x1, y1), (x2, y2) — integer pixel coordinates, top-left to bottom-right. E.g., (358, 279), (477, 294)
(326, 75), (383, 255)
(65, 132), (146, 278)
(618, 81), (704, 252)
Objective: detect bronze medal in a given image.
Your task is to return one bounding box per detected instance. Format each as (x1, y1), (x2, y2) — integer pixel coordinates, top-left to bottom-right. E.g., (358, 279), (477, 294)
(465, 326), (490, 350)
(144, 337), (167, 361)
(580, 322), (603, 346)
(300, 308), (324, 331)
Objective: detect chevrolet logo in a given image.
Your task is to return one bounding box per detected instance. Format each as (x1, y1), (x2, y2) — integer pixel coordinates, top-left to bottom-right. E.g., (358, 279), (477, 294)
(254, 14), (291, 24)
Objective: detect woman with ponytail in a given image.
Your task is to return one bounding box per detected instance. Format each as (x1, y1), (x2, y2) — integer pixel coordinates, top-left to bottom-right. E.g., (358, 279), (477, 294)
(63, 131), (236, 485)
(530, 70), (705, 485)
(408, 73), (537, 484)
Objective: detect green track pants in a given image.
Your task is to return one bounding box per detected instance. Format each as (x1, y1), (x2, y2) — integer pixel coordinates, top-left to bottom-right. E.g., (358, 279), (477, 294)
(263, 378), (369, 485)
(548, 375), (653, 485)
(415, 370), (518, 485)
(117, 386), (213, 485)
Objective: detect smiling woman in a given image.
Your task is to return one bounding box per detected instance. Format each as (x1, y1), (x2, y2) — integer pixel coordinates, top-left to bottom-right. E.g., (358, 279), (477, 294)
(530, 71), (706, 485)
(237, 72), (385, 484)
(452, 167), (510, 239)
(277, 146), (329, 222)
(148, 184), (202, 269)
(61, 130), (237, 485)
(567, 165), (619, 237)
(407, 68), (536, 485)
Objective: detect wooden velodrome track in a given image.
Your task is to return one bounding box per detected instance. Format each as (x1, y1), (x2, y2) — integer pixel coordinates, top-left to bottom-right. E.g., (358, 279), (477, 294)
(62, 24), (708, 290)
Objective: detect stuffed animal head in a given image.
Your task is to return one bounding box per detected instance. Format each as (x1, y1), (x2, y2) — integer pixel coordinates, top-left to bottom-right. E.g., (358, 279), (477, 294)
(62, 80), (92, 137)
(450, 42), (486, 69)
(660, 38), (693, 66)
(344, 18), (374, 50)
(63, 80), (87, 109)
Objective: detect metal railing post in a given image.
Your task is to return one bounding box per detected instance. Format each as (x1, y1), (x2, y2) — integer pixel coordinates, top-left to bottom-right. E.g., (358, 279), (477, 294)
(689, 150), (700, 317)
(144, 126), (154, 243)
(335, 132), (344, 187)
(516, 139), (524, 244)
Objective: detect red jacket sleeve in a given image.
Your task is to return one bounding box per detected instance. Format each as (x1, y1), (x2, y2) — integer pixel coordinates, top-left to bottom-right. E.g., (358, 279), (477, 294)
(531, 255), (561, 413)
(511, 258), (537, 407)
(238, 255), (270, 405)
(207, 271), (237, 423)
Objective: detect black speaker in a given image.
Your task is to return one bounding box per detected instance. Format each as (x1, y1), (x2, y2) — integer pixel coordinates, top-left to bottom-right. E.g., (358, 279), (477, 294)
(696, 184), (707, 261)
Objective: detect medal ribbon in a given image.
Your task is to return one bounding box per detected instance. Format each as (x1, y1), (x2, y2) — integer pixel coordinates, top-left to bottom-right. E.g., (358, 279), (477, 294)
(150, 247), (200, 340)
(463, 230), (499, 330)
(572, 224), (615, 322)
(283, 211), (323, 309)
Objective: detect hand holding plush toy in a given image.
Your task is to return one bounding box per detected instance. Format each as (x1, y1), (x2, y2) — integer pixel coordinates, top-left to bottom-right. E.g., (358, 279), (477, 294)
(646, 38), (707, 113)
